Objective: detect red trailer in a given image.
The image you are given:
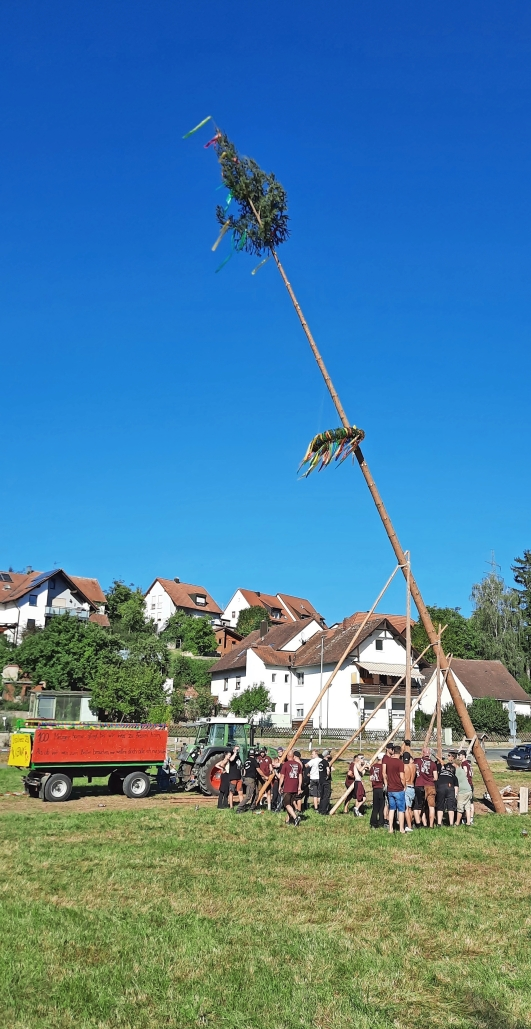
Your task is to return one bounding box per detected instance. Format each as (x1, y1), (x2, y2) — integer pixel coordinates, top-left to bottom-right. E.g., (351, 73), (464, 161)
(8, 723), (168, 802)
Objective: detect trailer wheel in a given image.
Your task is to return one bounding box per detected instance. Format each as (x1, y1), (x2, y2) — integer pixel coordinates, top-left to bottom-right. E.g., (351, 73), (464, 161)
(123, 771), (151, 799)
(108, 772), (124, 794)
(44, 773), (72, 803)
(197, 754), (222, 797)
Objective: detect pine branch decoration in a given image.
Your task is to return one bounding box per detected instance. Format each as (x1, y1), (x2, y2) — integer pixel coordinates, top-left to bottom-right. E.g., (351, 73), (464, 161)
(298, 427), (366, 477)
(214, 132), (290, 257)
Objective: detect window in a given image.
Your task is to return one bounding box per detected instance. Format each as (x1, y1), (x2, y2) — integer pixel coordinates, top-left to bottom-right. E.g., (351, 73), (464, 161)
(223, 678), (229, 692)
(284, 674), (289, 683)
(29, 594), (38, 607)
(297, 672), (304, 685)
(363, 699), (376, 712)
(283, 703), (289, 713)
(271, 703), (276, 713)
(0, 573), (12, 582)
(235, 678), (241, 691)
(272, 674), (276, 683)
(375, 639), (383, 651)
(296, 706), (304, 718)
(27, 619), (36, 629)
(231, 611), (236, 619)
(392, 698), (405, 711)
(195, 595), (207, 606)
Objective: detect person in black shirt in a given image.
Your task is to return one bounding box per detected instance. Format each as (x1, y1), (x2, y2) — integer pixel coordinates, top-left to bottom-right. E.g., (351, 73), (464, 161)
(227, 746), (244, 809)
(235, 748), (266, 813)
(317, 750), (332, 815)
(436, 754), (458, 826)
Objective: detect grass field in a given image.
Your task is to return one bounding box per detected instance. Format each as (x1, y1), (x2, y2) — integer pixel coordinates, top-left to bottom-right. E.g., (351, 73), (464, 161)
(1, 764), (530, 1029)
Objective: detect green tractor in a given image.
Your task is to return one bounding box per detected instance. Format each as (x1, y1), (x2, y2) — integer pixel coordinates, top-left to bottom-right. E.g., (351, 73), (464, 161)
(176, 717), (278, 797)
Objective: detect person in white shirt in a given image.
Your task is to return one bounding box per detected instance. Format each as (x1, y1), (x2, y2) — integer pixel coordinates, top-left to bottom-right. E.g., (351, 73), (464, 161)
(306, 748), (322, 810)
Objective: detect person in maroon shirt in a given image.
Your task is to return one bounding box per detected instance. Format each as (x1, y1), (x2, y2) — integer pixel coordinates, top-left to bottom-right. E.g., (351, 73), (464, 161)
(258, 748), (273, 811)
(382, 743), (406, 834)
(369, 753), (385, 828)
(413, 747), (438, 828)
(279, 750), (302, 826)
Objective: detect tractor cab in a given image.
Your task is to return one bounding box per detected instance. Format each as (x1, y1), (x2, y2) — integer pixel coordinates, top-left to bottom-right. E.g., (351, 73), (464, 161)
(176, 717), (275, 796)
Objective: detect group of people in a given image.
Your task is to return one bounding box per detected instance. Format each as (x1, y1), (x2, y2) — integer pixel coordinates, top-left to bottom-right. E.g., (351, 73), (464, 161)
(349, 742), (474, 833)
(216, 740), (475, 832)
(216, 745), (333, 824)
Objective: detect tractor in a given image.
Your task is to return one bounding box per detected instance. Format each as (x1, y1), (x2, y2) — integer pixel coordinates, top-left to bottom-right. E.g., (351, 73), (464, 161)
(176, 717), (278, 797)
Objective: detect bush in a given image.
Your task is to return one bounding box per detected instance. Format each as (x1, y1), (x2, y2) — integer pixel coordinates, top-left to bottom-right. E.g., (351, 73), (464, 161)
(414, 709), (431, 731)
(516, 714), (531, 733)
(441, 698), (510, 736)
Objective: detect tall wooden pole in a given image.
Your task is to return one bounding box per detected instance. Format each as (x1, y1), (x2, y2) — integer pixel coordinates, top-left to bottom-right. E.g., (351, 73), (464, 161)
(405, 551), (412, 740)
(436, 625), (443, 762)
(267, 246), (506, 815)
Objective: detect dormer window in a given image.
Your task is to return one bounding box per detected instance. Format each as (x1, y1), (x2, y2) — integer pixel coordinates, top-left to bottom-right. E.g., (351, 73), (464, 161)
(195, 595), (207, 606)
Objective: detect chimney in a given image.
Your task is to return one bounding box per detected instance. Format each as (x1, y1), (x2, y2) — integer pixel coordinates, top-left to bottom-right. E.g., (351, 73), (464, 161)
(259, 619), (268, 638)
(256, 591), (261, 597)
(174, 577), (180, 583)
(26, 565), (33, 574)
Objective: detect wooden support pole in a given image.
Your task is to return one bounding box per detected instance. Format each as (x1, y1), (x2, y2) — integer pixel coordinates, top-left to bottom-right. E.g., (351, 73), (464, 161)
(423, 708), (437, 749)
(436, 628), (443, 761)
(255, 563), (401, 803)
(329, 678), (432, 815)
(330, 635), (444, 766)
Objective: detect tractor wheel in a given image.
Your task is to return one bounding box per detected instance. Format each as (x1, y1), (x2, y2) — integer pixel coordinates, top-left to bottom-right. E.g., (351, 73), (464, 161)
(43, 773), (73, 803)
(108, 772), (124, 795)
(123, 771), (151, 800)
(197, 754), (222, 797)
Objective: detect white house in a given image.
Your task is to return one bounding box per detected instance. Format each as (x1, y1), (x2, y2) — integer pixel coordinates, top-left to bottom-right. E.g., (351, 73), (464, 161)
(144, 577), (222, 632)
(211, 619), (323, 724)
(211, 614), (423, 730)
(0, 569), (108, 644)
(221, 588), (326, 629)
(417, 659), (531, 719)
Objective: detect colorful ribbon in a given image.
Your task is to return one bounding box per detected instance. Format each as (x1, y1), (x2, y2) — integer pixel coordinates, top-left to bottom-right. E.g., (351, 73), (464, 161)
(298, 426), (365, 477)
(204, 134), (220, 149)
(212, 220), (231, 252)
(251, 255), (271, 275)
(182, 116), (212, 140)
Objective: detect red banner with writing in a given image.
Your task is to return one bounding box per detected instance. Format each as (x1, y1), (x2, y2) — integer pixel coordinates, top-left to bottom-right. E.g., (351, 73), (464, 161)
(32, 728), (168, 765)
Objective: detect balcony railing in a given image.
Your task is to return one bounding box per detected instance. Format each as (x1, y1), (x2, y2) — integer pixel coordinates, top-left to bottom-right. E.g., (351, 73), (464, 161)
(45, 607), (89, 619)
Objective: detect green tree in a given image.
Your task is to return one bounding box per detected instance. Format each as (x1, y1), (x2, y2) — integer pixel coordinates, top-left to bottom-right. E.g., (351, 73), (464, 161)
(411, 606), (483, 663)
(161, 611), (217, 655)
(169, 653), (216, 721)
(16, 614), (120, 691)
(512, 550), (531, 684)
(470, 571), (527, 688)
(442, 698), (509, 736)
(236, 607), (271, 637)
(229, 683), (271, 719)
(90, 658), (167, 722)
(0, 633), (15, 669)
(106, 580), (155, 640)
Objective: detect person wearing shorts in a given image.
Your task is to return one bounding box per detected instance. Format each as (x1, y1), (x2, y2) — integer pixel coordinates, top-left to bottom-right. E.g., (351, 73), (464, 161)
(455, 754), (473, 825)
(227, 746), (243, 809)
(402, 752), (416, 832)
(382, 743), (406, 834)
(413, 748), (438, 827)
(459, 749), (475, 824)
(306, 749), (322, 811)
(436, 753), (459, 826)
(258, 748), (273, 811)
(279, 751), (302, 826)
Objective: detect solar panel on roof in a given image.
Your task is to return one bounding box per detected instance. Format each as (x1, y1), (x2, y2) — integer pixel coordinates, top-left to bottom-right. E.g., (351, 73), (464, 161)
(30, 570), (59, 587)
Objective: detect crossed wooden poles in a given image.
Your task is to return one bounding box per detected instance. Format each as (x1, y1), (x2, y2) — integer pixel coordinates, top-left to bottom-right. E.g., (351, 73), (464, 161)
(246, 197), (505, 813)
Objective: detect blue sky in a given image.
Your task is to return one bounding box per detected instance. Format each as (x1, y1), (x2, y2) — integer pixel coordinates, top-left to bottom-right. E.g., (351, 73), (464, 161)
(1, 1), (530, 624)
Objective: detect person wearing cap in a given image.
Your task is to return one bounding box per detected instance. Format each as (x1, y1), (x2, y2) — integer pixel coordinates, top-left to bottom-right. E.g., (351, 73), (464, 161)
(369, 753), (386, 828)
(382, 742), (406, 834)
(318, 750), (332, 815)
(436, 751), (459, 826)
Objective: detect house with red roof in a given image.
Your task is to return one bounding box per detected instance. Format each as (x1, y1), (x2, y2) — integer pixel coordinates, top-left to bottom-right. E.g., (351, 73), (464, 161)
(221, 587), (326, 630)
(0, 569), (108, 644)
(144, 576), (222, 632)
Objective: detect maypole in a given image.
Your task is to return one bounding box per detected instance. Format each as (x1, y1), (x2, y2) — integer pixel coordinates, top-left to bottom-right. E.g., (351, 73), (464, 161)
(184, 119), (506, 814)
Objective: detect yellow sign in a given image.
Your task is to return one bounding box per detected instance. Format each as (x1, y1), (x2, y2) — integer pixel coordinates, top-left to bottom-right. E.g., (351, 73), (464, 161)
(8, 733), (32, 768)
